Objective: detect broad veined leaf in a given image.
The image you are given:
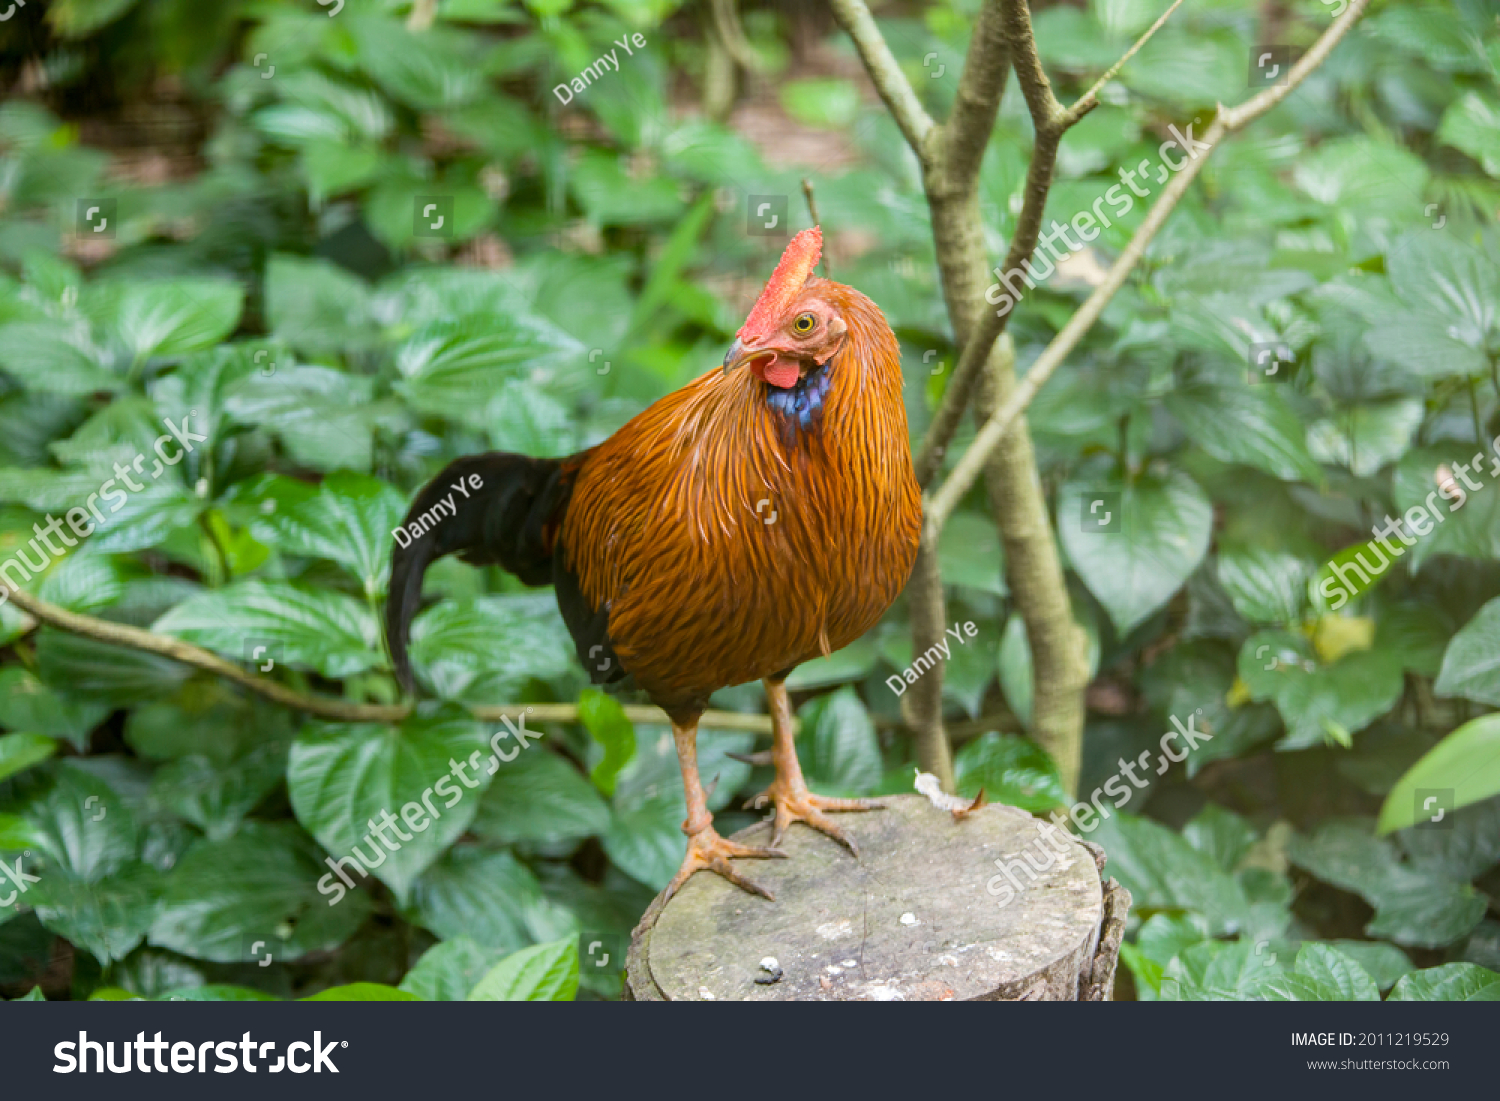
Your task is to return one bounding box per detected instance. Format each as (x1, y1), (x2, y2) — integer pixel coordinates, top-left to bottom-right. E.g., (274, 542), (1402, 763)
(1059, 470), (1212, 634)
(405, 846), (566, 951)
(243, 472), (405, 597)
(1379, 715), (1500, 834)
(1434, 598), (1500, 707)
(263, 255), (378, 357)
(952, 732), (1067, 812)
(287, 715), (493, 902)
(0, 733), (56, 782)
(393, 316), (583, 427)
(106, 280), (244, 363)
(0, 667), (109, 753)
(1387, 963), (1500, 1001)
(1166, 383), (1321, 484)
(1365, 231), (1500, 381)
(400, 937), (507, 1002)
(1216, 544), (1310, 626)
(1288, 822), (1487, 948)
(302, 983), (419, 1001)
(578, 689), (636, 798)
(797, 686), (881, 796)
(0, 321), (118, 396)
(408, 593), (576, 701)
(467, 937), (579, 1001)
(1307, 400), (1424, 477)
(471, 746), (611, 847)
(149, 822), (369, 964)
(153, 580), (381, 679)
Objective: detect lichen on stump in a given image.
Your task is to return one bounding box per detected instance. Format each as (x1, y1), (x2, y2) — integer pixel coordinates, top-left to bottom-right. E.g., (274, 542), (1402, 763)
(625, 794), (1131, 1001)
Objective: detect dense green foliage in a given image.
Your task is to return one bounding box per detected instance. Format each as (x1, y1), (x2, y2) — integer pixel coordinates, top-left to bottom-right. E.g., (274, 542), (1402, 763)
(0, 0), (1497, 1001)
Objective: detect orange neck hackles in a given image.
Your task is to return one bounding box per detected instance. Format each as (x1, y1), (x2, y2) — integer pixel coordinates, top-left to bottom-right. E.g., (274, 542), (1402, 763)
(737, 226), (822, 345)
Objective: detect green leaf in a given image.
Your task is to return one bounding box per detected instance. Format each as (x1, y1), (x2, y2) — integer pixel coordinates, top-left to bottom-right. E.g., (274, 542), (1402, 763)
(1216, 545), (1309, 626)
(302, 983), (420, 1001)
(158, 984), (278, 1002)
(1282, 944), (1380, 1001)
(14, 763), (136, 880)
(1434, 598), (1500, 707)
(46, 0), (141, 37)
(108, 280), (244, 362)
(578, 689), (636, 798)
(400, 937), (507, 1001)
(1087, 813), (1277, 939)
(1288, 822), (1486, 948)
(1166, 384), (1321, 484)
(467, 937), (579, 1001)
(405, 846), (564, 951)
(149, 822), (369, 963)
(1438, 92), (1500, 177)
(938, 513), (1006, 595)
(154, 580), (381, 679)
(0, 668), (109, 754)
(1365, 232), (1499, 381)
(408, 593), (575, 701)
(1307, 400), (1425, 476)
(348, 15), (484, 110)
(287, 715), (492, 902)
(263, 256), (377, 358)
(0, 322), (118, 396)
(393, 316), (582, 428)
(1059, 470), (1213, 634)
(29, 864), (161, 966)
(35, 627), (192, 707)
(149, 742), (288, 841)
(243, 472), (406, 598)
(952, 732), (1067, 812)
(0, 733), (57, 783)
(1269, 649), (1405, 751)
(471, 747), (611, 847)
(1387, 963), (1500, 1001)
(798, 687), (881, 796)
(1379, 715), (1500, 834)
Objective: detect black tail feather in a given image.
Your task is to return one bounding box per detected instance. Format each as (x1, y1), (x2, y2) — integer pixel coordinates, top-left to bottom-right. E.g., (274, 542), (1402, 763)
(385, 451), (574, 691)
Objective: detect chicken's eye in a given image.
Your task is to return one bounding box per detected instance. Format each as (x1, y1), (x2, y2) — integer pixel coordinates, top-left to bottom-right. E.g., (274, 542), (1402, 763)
(792, 312), (817, 334)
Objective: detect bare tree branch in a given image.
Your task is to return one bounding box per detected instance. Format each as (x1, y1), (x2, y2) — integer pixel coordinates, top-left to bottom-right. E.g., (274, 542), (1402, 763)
(828, 0), (937, 158)
(926, 0), (1374, 528)
(0, 584), (775, 736)
(1062, 0), (1185, 125)
(913, 0), (1182, 486)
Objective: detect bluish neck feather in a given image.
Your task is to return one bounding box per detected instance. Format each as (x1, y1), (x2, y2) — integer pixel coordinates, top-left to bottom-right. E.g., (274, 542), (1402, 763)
(765, 361), (832, 432)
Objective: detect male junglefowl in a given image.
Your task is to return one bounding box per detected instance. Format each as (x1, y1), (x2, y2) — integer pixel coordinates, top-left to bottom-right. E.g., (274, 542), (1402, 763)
(386, 227), (922, 900)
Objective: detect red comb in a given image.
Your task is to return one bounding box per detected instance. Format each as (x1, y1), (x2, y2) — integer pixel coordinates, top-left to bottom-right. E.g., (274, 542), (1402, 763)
(738, 226), (822, 343)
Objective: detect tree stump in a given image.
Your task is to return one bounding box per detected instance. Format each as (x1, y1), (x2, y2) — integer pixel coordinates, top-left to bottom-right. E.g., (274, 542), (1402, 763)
(625, 795), (1131, 1001)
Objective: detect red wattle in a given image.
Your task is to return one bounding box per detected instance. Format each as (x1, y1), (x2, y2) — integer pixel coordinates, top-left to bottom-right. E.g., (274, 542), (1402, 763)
(758, 359), (801, 389)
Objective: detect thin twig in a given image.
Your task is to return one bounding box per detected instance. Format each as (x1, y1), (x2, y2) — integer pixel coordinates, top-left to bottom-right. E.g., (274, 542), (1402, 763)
(801, 178), (830, 278)
(827, 0), (937, 158)
(0, 584), (776, 735)
(1064, 0), (1185, 124)
(926, 0), (1374, 527)
(912, 0), (1184, 487)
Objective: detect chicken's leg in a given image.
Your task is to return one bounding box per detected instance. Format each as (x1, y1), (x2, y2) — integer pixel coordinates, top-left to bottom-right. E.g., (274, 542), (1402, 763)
(663, 715), (784, 902)
(746, 677), (885, 855)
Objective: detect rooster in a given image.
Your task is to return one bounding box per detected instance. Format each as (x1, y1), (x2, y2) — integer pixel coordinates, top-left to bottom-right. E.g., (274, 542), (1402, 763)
(386, 227), (922, 900)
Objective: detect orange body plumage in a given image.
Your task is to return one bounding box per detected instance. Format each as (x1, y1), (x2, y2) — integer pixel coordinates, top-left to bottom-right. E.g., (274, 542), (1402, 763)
(387, 228), (923, 898)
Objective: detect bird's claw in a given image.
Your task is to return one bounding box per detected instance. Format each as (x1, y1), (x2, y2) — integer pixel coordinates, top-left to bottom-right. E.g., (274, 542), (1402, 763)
(745, 783), (886, 856)
(662, 827), (786, 903)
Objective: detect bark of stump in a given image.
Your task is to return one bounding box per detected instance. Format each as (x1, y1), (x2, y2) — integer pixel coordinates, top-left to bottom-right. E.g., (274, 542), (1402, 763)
(625, 795), (1130, 1001)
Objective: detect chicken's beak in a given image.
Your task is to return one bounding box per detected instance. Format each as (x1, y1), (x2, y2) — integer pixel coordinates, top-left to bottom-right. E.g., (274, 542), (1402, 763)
(722, 338), (746, 375)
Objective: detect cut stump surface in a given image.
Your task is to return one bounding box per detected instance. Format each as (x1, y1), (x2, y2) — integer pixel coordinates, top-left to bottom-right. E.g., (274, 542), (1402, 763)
(625, 794), (1129, 1001)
